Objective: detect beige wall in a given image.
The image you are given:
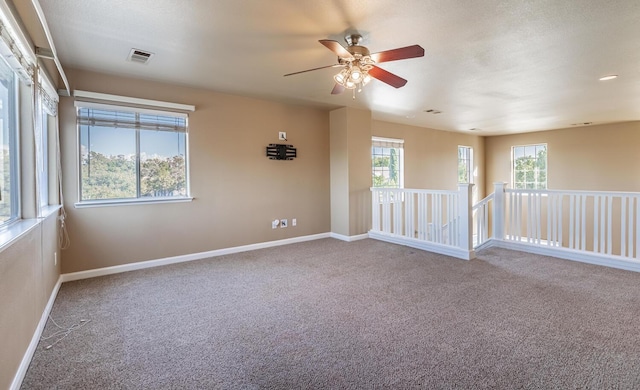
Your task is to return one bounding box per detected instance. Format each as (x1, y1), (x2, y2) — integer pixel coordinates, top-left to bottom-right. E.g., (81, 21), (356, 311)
(347, 109), (373, 236)
(329, 109), (349, 236)
(485, 121), (640, 192)
(372, 120), (486, 200)
(0, 213), (60, 390)
(329, 107), (372, 237)
(60, 69), (331, 273)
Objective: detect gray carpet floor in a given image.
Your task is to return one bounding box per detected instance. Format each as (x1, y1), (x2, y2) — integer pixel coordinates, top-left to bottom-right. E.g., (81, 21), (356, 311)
(21, 238), (640, 389)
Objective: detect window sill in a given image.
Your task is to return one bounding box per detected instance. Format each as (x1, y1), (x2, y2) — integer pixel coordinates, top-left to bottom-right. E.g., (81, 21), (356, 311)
(74, 197), (194, 209)
(0, 219), (39, 254)
(40, 204), (63, 219)
(0, 205), (63, 254)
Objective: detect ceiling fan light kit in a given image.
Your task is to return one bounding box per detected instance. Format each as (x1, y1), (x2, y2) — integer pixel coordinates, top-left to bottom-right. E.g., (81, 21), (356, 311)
(285, 33), (424, 98)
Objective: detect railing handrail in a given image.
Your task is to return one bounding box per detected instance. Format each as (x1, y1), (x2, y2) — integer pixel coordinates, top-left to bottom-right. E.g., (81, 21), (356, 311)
(370, 187), (458, 196)
(506, 188), (640, 197)
(472, 193), (494, 211)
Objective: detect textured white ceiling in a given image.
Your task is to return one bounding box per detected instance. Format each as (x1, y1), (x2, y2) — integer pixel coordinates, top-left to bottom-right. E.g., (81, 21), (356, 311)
(37, 0), (640, 135)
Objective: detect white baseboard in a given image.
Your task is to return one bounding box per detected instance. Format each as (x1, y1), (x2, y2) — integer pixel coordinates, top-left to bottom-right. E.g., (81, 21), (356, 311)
(488, 239), (640, 273)
(61, 233), (332, 282)
(329, 232), (369, 242)
(11, 276), (62, 390)
(369, 231), (475, 260)
(473, 239), (495, 251)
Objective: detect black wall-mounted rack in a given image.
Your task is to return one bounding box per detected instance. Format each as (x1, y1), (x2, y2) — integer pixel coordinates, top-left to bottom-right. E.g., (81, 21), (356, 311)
(266, 144), (297, 160)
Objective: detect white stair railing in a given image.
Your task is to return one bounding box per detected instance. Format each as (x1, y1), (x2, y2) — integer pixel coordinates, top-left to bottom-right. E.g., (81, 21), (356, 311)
(370, 184), (474, 260)
(472, 193), (494, 248)
(370, 181), (640, 271)
(503, 188), (640, 260)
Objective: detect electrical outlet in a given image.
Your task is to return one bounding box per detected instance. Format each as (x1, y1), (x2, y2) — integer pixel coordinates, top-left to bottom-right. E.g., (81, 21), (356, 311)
(272, 219), (280, 229)
(279, 132), (287, 141)
(281, 219), (288, 228)
(292, 218), (297, 226)
(54, 252), (57, 266)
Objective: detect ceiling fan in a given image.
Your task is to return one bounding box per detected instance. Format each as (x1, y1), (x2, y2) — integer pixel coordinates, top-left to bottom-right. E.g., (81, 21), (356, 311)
(284, 34), (424, 97)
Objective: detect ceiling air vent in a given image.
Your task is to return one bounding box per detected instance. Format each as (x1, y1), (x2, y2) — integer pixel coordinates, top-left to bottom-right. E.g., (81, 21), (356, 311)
(127, 48), (154, 64)
(424, 109), (442, 114)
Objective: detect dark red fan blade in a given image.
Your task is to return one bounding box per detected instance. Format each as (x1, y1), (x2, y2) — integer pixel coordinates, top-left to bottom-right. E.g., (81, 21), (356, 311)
(331, 83), (345, 95)
(319, 39), (354, 59)
(284, 64), (343, 77)
(368, 66), (407, 88)
(370, 45), (425, 63)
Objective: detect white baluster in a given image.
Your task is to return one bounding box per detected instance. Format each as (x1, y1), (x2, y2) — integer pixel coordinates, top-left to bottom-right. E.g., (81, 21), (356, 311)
(581, 194), (587, 251)
(621, 196), (627, 257)
(607, 195), (613, 255)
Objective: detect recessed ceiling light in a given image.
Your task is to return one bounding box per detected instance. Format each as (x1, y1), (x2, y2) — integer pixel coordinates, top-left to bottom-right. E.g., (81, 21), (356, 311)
(599, 75), (618, 81)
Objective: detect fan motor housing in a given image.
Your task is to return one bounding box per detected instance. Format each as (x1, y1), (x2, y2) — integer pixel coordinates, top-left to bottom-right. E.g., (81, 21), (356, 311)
(347, 45), (370, 59)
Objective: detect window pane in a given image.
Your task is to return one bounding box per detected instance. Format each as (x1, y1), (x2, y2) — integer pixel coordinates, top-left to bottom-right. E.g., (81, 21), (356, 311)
(0, 57), (16, 225)
(537, 156), (546, 170)
(512, 144), (547, 190)
(458, 146), (472, 183)
(38, 110), (49, 208)
(140, 130), (186, 198)
(524, 145), (536, 157)
(372, 141), (403, 189)
(458, 165), (467, 183)
(525, 170), (534, 182)
(78, 106), (189, 202)
(80, 125), (137, 200)
(513, 146), (524, 159)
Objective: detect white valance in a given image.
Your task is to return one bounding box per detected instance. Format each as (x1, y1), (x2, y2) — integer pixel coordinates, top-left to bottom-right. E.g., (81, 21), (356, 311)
(0, 1), (36, 84)
(38, 68), (59, 116)
(76, 103), (188, 133)
(74, 90), (195, 113)
(372, 136), (404, 149)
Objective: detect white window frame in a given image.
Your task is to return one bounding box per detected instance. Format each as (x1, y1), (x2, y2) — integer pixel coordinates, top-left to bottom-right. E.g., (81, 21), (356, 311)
(36, 69), (60, 213)
(36, 100), (49, 210)
(511, 143), (547, 189)
(372, 136), (404, 189)
(457, 145), (473, 184)
(74, 96), (194, 207)
(0, 55), (19, 229)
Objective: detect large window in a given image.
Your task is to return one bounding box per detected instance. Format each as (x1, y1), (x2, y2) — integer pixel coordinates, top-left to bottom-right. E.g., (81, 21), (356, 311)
(512, 144), (547, 189)
(78, 105), (189, 203)
(0, 55), (17, 226)
(372, 137), (404, 188)
(458, 146), (473, 183)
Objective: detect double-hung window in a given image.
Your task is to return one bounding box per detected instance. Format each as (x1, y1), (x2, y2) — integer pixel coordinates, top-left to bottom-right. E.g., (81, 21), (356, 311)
(512, 144), (547, 189)
(0, 55), (18, 226)
(77, 103), (190, 204)
(372, 137), (404, 188)
(458, 146), (473, 184)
